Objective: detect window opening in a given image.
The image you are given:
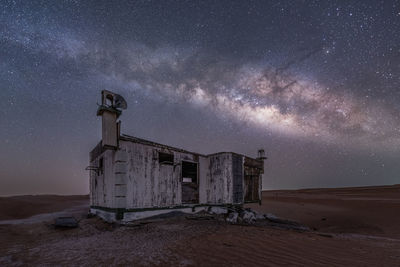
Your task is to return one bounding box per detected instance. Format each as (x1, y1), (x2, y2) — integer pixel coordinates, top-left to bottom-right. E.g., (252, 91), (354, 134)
(159, 152), (174, 165)
(182, 161), (197, 183)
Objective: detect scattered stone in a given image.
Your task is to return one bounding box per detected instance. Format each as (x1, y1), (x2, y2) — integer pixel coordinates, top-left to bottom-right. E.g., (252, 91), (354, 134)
(225, 208), (259, 224)
(226, 212), (238, 224)
(241, 210), (256, 224)
(264, 213), (279, 220)
(255, 211), (266, 220)
(223, 207), (309, 230)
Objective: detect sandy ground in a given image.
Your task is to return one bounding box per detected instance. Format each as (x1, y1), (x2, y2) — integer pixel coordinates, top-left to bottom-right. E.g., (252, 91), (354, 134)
(248, 184), (400, 239)
(0, 186), (399, 266)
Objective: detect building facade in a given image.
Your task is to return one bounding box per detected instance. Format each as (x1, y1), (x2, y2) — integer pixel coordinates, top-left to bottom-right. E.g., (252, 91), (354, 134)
(88, 90), (265, 222)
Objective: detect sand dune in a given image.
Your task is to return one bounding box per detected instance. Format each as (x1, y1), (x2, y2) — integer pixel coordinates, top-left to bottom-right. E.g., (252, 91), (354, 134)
(0, 185), (399, 266)
(248, 184), (400, 239)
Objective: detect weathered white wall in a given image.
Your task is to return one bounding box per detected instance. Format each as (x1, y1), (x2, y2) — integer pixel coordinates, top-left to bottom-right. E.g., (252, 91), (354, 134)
(90, 156), (101, 207)
(114, 149), (128, 208)
(204, 153), (233, 204)
(122, 140), (199, 209)
(101, 111), (117, 148)
(90, 142), (240, 210)
(90, 150), (116, 208)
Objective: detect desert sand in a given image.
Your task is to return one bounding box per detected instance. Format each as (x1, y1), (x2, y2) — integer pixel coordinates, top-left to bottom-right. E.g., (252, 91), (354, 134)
(0, 185), (399, 266)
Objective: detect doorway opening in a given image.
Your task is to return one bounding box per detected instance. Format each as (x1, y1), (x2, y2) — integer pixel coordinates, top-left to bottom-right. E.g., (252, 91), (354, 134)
(244, 166), (260, 202)
(181, 161), (199, 204)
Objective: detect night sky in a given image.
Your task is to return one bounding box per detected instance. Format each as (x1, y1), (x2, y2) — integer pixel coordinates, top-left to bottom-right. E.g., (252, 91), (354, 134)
(1, 0), (400, 195)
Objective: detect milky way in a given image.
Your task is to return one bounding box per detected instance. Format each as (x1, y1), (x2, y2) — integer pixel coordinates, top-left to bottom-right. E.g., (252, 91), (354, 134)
(1, 0), (400, 195)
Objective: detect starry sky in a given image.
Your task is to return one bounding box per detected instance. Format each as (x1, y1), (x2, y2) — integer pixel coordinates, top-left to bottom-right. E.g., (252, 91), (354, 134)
(1, 0), (400, 195)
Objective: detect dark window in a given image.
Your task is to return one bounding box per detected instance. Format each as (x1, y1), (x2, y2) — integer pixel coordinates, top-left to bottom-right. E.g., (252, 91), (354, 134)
(159, 152), (174, 165)
(182, 161), (197, 183)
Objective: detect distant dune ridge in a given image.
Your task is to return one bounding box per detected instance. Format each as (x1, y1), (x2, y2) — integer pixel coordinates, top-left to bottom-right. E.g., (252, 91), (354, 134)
(0, 185), (399, 265)
(250, 184), (400, 239)
(0, 195), (88, 220)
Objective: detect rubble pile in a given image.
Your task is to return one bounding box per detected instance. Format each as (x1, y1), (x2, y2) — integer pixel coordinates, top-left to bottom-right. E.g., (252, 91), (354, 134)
(225, 207), (258, 224)
(225, 207), (310, 231)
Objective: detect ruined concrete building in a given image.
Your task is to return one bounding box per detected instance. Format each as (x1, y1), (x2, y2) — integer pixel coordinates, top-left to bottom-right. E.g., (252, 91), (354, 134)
(88, 90), (266, 222)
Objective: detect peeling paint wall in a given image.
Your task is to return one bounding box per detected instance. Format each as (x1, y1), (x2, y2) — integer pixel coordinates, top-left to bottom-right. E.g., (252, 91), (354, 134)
(205, 153), (233, 204)
(122, 140), (200, 209)
(89, 141), (261, 211)
(89, 150), (116, 208)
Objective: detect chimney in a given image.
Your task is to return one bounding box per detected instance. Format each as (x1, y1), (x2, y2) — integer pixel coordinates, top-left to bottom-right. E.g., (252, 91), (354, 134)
(97, 90), (127, 149)
(257, 149), (267, 161)
(257, 148), (267, 174)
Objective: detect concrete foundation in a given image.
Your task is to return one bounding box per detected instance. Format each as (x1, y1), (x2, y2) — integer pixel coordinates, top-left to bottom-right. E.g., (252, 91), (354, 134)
(90, 205), (230, 223)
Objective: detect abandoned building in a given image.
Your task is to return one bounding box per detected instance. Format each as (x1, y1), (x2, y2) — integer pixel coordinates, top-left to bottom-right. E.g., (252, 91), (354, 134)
(88, 90), (266, 222)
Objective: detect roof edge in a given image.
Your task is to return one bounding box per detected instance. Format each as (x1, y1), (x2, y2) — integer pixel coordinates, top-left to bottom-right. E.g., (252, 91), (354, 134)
(119, 134), (260, 160)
